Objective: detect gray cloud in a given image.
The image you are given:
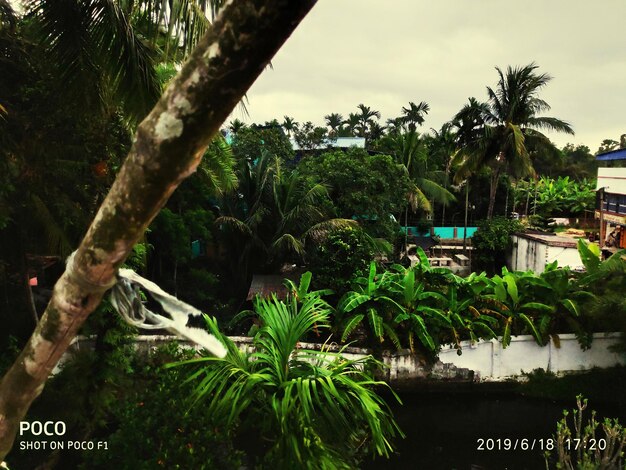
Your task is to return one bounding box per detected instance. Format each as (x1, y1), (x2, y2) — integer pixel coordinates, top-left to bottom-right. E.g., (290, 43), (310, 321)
(239, 0), (626, 151)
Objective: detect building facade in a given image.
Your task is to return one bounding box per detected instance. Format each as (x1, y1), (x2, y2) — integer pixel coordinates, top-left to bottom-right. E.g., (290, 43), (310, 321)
(595, 149), (626, 253)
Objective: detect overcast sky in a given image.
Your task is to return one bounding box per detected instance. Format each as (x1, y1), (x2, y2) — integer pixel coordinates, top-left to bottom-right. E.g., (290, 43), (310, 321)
(238, 0), (625, 152)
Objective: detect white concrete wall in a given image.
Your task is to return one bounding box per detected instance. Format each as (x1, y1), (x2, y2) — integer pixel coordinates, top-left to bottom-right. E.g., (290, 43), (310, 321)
(509, 235), (582, 273)
(438, 333), (624, 381)
(509, 235), (548, 272)
(57, 332), (626, 384)
(597, 167), (626, 195)
(546, 244), (584, 271)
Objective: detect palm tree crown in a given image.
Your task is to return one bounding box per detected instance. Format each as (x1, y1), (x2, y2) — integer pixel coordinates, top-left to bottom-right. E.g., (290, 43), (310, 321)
(324, 112), (343, 138)
(355, 103), (381, 138)
(401, 101), (430, 131)
(452, 63), (573, 218)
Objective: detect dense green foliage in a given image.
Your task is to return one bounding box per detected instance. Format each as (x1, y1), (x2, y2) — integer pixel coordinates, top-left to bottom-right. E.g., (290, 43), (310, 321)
(87, 343), (244, 470)
(174, 284), (402, 469)
(512, 176), (596, 219)
(331, 241), (624, 355)
(307, 225), (375, 296)
(298, 148), (411, 239)
(7, 341), (243, 469)
(472, 217), (525, 273)
(231, 124), (294, 163)
(215, 151), (354, 295)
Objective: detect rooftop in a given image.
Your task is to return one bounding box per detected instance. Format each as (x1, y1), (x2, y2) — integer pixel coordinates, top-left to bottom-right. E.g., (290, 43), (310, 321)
(290, 137), (365, 151)
(514, 231), (581, 248)
(596, 148), (626, 161)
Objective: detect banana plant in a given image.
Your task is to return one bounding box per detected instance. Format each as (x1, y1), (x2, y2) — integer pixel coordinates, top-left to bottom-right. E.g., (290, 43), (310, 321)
(337, 262), (403, 348)
(387, 266), (448, 352)
(284, 271), (334, 302)
(577, 239), (626, 285)
(439, 283), (499, 352)
(485, 268), (553, 347)
(411, 246), (457, 288)
(534, 262), (594, 346)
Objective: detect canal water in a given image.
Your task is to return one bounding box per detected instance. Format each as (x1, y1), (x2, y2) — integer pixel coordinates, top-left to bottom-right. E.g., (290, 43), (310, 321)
(365, 390), (623, 470)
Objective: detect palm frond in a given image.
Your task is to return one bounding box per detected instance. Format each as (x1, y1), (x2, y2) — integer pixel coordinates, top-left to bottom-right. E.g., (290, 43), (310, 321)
(271, 233), (305, 257)
(304, 218), (357, 243)
(199, 135), (238, 194)
(29, 0), (161, 120)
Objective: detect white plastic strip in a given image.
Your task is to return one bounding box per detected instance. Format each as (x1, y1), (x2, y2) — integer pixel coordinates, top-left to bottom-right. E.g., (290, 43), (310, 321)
(110, 269), (227, 358)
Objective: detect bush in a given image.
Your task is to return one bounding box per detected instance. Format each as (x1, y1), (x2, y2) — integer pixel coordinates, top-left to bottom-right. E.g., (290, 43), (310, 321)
(544, 395), (626, 469)
(472, 217), (524, 273)
(308, 226), (375, 296)
(87, 342), (243, 470)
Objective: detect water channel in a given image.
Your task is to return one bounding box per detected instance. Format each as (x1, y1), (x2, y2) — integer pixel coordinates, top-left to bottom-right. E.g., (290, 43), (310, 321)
(366, 388), (625, 470)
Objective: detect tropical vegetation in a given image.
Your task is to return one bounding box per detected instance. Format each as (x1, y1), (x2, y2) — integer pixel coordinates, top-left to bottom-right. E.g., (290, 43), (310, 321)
(2, 3), (626, 467)
(451, 63), (574, 219)
(331, 240), (623, 355)
(172, 285), (403, 469)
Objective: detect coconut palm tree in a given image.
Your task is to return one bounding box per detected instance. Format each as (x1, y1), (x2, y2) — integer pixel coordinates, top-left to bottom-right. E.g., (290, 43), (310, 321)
(401, 101), (430, 132)
(452, 63), (574, 219)
(26, 0), (224, 120)
(174, 287), (402, 468)
(217, 153), (354, 290)
(428, 122), (459, 224)
(391, 131), (455, 253)
(392, 131), (455, 214)
(228, 118), (247, 134)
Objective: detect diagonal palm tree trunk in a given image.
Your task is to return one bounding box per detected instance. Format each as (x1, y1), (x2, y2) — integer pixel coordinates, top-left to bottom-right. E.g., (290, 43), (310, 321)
(0, 0), (317, 460)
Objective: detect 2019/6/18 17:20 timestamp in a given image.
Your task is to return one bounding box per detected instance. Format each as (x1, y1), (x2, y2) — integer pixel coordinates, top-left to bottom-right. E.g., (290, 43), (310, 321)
(476, 437), (609, 452)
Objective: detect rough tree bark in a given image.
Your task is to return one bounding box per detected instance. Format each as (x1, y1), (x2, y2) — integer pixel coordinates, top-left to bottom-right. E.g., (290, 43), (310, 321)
(0, 0), (317, 460)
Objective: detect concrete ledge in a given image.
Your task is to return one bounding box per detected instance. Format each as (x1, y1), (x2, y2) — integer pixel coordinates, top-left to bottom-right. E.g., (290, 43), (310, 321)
(56, 332), (626, 385)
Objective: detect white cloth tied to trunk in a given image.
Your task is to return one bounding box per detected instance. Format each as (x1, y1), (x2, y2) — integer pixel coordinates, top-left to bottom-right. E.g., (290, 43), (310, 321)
(110, 268), (227, 358)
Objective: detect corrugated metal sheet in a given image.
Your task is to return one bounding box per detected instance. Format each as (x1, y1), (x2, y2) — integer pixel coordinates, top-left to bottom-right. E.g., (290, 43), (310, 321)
(246, 271), (304, 301)
(290, 137), (365, 151)
(596, 148), (626, 161)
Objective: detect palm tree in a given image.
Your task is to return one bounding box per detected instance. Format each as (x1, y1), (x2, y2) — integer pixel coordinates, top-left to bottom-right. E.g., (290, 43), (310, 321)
(282, 115), (298, 137)
(324, 112), (343, 138)
(174, 287), (402, 468)
(26, 0), (224, 120)
(428, 122), (459, 225)
(356, 103), (381, 138)
(385, 117), (405, 135)
(228, 118), (246, 134)
(391, 131), (455, 254)
(391, 131), (455, 229)
(345, 112), (361, 137)
(217, 153), (354, 290)
(401, 101), (430, 132)
(452, 63), (574, 219)
(368, 121), (386, 141)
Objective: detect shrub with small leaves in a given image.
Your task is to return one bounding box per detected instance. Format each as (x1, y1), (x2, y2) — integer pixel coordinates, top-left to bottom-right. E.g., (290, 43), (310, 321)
(544, 395), (626, 469)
